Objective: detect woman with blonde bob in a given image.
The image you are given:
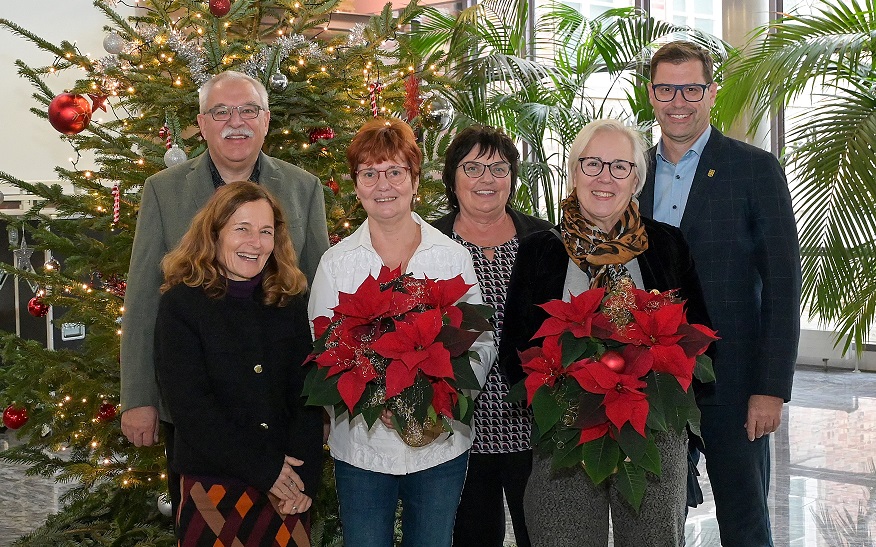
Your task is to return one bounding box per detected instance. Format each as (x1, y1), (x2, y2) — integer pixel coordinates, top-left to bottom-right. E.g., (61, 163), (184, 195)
(500, 119), (711, 546)
(156, 181), (323, 547)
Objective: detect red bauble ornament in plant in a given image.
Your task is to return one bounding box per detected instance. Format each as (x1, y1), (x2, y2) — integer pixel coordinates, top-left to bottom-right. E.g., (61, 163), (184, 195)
(3, 405), (29, 430)
(97, 403), (118, 422)
(599, 350), (626, 373)
(209, 0), (232, 17)
(325, 178), (339, 195)
(48, 93), (92, 135)
(28, 296), (49, 318)
(308, 127), (335, 143)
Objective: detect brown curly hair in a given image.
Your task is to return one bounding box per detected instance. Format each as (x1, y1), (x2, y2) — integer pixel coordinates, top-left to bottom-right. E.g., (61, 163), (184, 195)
(160, 181), (307, 306)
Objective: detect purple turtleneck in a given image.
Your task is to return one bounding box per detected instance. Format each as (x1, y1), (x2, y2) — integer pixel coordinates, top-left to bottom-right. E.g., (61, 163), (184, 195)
(226, 272), (263, 299)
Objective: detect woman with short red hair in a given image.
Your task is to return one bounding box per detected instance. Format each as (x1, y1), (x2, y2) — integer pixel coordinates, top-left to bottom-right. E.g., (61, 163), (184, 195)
(308, 118), (496, 547)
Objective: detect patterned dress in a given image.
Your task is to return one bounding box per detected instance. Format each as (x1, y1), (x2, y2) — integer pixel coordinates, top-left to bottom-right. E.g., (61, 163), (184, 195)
(452, 234), (531, 454)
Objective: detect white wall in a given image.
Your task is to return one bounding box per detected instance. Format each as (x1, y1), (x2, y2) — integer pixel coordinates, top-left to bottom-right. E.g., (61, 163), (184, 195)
(0, 1), (134, 182)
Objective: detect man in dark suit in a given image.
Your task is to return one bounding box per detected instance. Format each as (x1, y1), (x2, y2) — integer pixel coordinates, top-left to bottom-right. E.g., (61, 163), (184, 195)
(120, 70), (329, 516)
(638, 41), (801, 546)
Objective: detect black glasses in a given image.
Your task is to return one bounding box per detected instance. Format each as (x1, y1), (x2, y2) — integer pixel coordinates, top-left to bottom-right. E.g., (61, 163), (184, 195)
(578, 157), (636, 179)
(206, 104), (263, 121)
(355, 166), (411, 187)
(650, 83), (712, 103)
(459, 161), (511, 179)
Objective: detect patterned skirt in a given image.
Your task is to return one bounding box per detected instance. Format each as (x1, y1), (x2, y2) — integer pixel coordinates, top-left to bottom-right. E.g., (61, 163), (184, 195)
(178, 475), (310, 547)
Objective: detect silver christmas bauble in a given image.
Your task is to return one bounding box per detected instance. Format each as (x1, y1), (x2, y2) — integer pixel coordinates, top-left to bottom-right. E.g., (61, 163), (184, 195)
(164, 144), (188, 167)
(157, 493), (172, 517)
(0, 190), (4, 206)
(103, 33), (125, 55)
(269, 72), (289, 92)
(420, 95), (453, 131)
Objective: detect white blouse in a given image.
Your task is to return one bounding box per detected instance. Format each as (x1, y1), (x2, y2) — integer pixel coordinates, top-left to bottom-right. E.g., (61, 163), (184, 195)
(308, 212), (495, 475)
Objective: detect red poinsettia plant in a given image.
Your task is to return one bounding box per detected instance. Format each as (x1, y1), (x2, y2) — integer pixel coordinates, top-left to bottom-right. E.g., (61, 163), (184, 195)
(303, 266), (493, 447)
(507, 279), (718, 510)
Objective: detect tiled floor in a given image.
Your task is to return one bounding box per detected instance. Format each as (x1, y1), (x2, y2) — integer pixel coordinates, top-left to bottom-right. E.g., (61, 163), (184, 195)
(2, 366), (875, 546)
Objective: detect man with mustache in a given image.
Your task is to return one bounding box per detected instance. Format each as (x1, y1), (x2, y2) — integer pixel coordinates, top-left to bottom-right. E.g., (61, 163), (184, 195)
(120, 70), (329, 522)
(638, 41), (801, 546)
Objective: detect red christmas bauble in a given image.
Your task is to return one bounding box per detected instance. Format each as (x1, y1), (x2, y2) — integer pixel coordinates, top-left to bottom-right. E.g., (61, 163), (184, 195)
(600, 350), (626, 373)
(97, 403), (118, 422)
(28, 296), (49, 318)
(209, 0), (232, 17)
(48, 93), (92, 135)
(3, 405), (29, 430)
(308, 127), (335, 143)
(325, 178), (339, 195)
(329, 234), (342, 246)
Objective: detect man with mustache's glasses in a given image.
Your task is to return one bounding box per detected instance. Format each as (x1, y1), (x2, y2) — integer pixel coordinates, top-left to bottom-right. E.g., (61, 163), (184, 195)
(120, 70), (329, 530)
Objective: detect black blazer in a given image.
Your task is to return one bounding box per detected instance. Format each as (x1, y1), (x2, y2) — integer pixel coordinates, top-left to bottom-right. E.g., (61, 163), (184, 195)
(499, 217), (711, 390)
(639, 127), (801, 405)
(432, 205), (554, 241)
(155, 283), (324, 496)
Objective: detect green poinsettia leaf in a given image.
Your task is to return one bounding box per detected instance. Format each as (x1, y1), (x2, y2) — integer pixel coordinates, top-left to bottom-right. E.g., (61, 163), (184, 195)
(616, 422), (648, 462)
(437, 325), (482, 357)
(532, 387), (563, 434)
(451, 352), (482, 390)
(559, 332), (601, 367)
(638, 436), (662, 476)
(615, 460), (647, 512)
(552, 428), (585, 468)
(456, 302), (495, 330)
(694, 354), (716, 383)
(644, 372), (694, 433)
(683, 404), (703, 440)
(581, 435), (620, 484)
(530, 419), (550, 445)
(303, 367), (343, 407)
(361, 403), (383, 429)
(505, 378), (527, 404)
(573, 391), (608, 430)
(456, 392), (471, 424)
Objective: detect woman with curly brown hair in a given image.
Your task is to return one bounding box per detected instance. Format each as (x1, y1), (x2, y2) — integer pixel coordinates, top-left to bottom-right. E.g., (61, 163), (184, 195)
(156, 180), (323, 546)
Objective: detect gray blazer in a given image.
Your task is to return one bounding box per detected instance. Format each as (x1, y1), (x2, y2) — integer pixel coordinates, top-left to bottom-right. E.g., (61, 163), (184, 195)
(120, 152), (330, 420)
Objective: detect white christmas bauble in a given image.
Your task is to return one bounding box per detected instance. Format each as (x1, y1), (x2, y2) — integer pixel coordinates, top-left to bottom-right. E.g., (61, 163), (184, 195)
(157, 493), (172, 517)
(164, 144), (188, 167)
(269, 72), (289, 92)
(103, 33), (125, 55)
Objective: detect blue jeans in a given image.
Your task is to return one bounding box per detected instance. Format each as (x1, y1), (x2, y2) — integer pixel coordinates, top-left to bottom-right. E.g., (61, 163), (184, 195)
(334, 451), (469, 547)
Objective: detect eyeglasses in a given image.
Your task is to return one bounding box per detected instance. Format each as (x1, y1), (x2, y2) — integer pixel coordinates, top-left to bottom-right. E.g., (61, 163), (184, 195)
(205, 104), (264, 121)
(650, 83), (712, 103)
(459, 161), (511, 179)
(355, 166), (411, 186)
(578, 157), (636, 179)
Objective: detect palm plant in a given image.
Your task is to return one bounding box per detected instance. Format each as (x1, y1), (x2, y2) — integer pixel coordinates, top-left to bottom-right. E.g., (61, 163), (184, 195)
(713, 0), (876, 352)
(402, 0), (722, 222)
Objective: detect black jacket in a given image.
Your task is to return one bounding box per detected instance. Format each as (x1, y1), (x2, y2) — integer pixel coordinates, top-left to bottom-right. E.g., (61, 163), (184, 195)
(499, 217), (711, 393)
(155, 283), (323, 496)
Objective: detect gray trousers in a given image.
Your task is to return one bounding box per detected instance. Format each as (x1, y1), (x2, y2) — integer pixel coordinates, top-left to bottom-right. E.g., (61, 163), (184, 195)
(524, 429), (687, 547)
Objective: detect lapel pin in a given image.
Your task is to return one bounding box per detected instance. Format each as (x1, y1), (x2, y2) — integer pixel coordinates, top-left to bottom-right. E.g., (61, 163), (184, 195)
(707, 169), (715, 177)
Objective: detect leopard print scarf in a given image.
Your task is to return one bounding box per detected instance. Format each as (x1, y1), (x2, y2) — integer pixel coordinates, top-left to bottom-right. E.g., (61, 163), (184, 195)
(560, 192), (649, 289)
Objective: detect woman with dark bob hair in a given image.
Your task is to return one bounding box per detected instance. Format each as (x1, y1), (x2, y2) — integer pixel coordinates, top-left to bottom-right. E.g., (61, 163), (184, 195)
(156, 181), (323, 546)
(308, 118), (496, 547)
(432, 125), (551, 547)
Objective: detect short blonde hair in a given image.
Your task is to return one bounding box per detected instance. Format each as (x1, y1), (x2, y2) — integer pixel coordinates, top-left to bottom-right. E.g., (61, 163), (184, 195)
(161, 181), (307, 306)
(566, 119), (648, 197)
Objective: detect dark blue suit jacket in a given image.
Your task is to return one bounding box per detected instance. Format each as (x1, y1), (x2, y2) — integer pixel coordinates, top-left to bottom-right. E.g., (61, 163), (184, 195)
(639, 127), (801, 405)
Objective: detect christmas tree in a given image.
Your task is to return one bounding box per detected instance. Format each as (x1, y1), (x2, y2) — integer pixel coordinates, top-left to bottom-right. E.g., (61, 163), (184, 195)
(0, 0), (451, 543)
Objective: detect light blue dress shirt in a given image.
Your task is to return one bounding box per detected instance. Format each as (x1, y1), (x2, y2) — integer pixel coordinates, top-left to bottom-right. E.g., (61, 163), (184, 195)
(652, 126), (712, 227)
